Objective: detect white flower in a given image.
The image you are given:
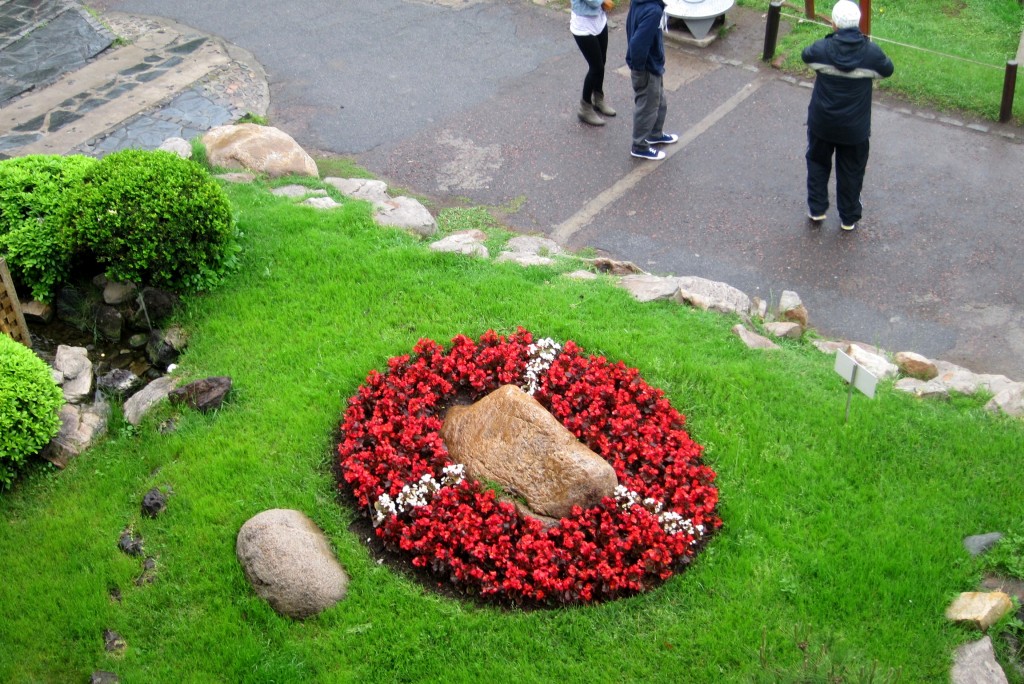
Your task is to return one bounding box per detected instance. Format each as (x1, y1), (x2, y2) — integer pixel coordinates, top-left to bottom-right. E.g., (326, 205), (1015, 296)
(523, 337), (562, 395)
(616, 486), (704, 543)
(372, 465), (467, 525)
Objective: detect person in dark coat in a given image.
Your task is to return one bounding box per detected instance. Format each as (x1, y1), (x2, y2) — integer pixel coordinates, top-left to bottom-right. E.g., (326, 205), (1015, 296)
(802, 0), (893, 231)
(626, 0), (678, 161)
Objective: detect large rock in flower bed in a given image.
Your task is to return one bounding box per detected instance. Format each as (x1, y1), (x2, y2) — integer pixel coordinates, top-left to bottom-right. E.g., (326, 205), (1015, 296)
(440, 384), (618, 519)
(203, 124), (318, 178)
(236, 509), (349, 619)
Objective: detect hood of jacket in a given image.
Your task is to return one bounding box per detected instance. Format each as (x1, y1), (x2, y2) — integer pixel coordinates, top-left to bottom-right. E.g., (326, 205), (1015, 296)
(825, 28), (870, 72)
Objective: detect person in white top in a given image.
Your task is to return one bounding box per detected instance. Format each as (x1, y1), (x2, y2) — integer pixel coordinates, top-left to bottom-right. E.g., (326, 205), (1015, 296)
(570, 0), (617, 126)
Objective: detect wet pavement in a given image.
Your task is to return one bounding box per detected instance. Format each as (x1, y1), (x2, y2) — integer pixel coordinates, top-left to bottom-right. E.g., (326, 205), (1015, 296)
(0, 4), (267, 158)
(5, 0), (1024, 380)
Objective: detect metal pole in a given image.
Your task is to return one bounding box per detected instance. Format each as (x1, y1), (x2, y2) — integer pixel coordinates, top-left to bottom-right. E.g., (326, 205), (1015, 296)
(860, 0), (872, 37)
(804, 0), (815, 20)
(844, 365), (858, 423)
(1000, 60), (1018, 124)
(763, 1), (783, 62)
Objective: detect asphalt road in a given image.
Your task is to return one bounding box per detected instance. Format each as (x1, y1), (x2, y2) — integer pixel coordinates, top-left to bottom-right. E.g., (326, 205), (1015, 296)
(93, 0), (1024, 380)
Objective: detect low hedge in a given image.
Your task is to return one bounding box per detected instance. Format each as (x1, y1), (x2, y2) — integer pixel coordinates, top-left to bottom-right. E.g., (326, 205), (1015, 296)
(67, 149), (238, 293)
(0, 155), (97, 302)
(0, 334), (64, 489)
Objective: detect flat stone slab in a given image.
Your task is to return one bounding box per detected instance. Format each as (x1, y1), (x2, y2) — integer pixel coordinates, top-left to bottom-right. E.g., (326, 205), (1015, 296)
(673, 275), (751, 315)
(271, 184), (327, 198)
(322, 177), (390, 204)
(123, 376), (175, 426)
(619, 274), (680, 303)
(951, 636), (1009, 684)
(301, 196), (341, 209)
(430, 229), (489, 258)
(733, 324), (779, 350)
(964, 532), (1004, 557)
(945, 592), (1014, 631)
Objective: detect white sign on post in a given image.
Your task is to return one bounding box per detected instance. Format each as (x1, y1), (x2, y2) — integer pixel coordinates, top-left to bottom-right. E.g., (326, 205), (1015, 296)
(834, 349), (878, 422)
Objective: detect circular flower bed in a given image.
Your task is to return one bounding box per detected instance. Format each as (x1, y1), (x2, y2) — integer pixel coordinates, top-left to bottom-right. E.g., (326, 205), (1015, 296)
(336, 329), (720, 605)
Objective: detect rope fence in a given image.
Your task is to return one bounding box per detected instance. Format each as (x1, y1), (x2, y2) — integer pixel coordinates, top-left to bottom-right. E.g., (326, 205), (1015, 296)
(761, 0), (1021, 123)
(778, 12), (1008, 70)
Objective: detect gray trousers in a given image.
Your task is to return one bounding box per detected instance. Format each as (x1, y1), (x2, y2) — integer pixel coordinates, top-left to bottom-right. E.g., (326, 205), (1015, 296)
(631, 69), (667, 148)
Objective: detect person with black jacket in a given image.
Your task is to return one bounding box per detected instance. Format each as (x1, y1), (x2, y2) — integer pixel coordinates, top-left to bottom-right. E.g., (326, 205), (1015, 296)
(626, 0), (678, 161)
(802, 0), (894, 231)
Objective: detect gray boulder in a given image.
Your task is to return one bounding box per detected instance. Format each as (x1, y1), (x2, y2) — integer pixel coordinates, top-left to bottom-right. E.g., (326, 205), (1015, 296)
(374, 196), (437, 237)
(94, 304), (123, 342)
(236, 509), (349, 619)
(322, 177), (390, 204)
(674, 276), (751, 315)
(202, 124), (318, 178)
(964, 533), (1004, 557)
(158, 136), (193, 159)
(430, 230), (489, 258)
(54, 345), (93, 404)
(951, 636), (1008, 684)
(732, 324), (780, 350)
(122, 376), (176, 426)
(45, 400), (110, 466)
(97, 369), (143, 398)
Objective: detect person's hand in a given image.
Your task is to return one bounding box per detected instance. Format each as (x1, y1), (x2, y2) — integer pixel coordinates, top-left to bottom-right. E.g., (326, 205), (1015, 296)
(602, 0), (615, 11)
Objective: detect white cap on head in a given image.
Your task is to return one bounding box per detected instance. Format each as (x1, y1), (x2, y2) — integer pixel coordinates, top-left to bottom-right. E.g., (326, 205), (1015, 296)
(832, 0), (861, 29)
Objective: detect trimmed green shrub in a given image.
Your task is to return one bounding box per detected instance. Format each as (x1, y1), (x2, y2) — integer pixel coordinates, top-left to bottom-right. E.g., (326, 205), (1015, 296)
(0, 155), (97, 302)
(67, 149), (238, 293)
(0, 334), (63, 488)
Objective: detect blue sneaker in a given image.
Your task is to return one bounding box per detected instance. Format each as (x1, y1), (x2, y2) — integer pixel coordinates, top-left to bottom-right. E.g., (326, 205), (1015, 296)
(646, 133), (679, 145)
(631, 145), (666, 161)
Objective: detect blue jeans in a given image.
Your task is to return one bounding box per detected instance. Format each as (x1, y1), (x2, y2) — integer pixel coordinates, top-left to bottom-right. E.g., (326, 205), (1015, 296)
(631, 69), (666, 148)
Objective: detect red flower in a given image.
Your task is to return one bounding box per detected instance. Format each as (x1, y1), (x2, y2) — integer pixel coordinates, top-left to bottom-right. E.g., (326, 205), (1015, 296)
(336, 328), (720, 605)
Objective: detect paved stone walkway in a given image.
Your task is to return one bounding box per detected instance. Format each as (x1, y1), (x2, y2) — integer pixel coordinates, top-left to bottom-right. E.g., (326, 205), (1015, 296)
(0, 2), (268, 159)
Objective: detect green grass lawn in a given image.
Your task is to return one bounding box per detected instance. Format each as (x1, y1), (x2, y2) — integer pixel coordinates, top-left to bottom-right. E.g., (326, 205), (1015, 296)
(1, 176), (1022, 682)
(738, 0), (1024, 122)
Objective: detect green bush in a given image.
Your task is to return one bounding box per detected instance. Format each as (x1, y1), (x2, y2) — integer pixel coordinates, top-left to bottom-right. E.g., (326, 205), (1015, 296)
(0, 334), (63, 488)
(0, 155), (97, 302)
(67, 149), (238, 293)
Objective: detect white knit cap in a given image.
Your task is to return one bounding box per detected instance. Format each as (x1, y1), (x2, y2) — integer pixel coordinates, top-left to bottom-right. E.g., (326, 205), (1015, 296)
(832, 0), (861, 29)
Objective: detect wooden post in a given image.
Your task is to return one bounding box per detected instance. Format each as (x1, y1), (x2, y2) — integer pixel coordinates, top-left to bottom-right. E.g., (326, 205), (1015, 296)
(859, 0), (872, 37)
(0, 258), (32, 346)
(763, 1), (783, 62)
(804, 0), (815, 20)
(1000, 61), (1018, 124)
